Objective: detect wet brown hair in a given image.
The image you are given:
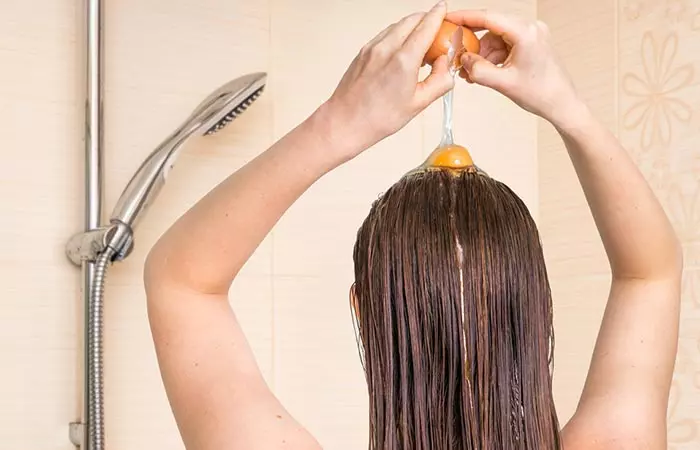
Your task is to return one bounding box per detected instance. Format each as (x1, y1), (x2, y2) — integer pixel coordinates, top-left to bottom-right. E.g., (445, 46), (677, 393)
(352, 169), (561, 449)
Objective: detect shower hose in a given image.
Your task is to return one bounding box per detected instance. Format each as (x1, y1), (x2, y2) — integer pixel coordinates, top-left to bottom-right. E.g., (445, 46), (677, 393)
(88, 247), (114, 450)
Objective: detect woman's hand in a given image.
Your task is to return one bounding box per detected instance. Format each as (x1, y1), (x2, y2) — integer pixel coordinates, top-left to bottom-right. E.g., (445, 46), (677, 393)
(320, 1), (455, 162)
(447, 10), (581, 126)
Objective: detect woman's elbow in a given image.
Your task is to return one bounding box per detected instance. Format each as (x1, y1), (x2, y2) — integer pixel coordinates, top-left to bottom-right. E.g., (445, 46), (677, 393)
(143, 241), (232, 296)
(660, 230), (685, 280)
(651, 235), (683, 281)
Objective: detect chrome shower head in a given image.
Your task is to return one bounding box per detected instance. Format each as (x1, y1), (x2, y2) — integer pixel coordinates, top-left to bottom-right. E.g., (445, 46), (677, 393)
(106, 72), (266, 255)
(190, 72), (266, 137)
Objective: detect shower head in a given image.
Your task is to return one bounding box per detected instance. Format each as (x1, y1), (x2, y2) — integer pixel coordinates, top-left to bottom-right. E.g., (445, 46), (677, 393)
(106, 72), (266, 255)
(191, 72), (267, 137)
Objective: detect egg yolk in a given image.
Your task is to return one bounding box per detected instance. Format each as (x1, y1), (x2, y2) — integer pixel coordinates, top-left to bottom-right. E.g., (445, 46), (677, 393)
(425, 144), (474, 169)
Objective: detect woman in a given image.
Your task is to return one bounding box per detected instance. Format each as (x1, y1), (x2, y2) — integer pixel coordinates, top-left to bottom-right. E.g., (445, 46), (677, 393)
(144, 4), (683, 450)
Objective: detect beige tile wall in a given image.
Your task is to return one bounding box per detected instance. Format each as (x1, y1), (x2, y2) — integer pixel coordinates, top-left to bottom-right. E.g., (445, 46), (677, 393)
(539, 0), (700, 447)
(0, 1), (536, 448)
(7, 0), (697, 449)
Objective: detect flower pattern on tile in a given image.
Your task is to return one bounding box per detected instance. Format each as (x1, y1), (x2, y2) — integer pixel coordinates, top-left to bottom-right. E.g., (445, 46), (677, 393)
(668, 381), (699, 448)
(634, 147), (673, 191)
(624, 0), (700, 27)
(623, 32), (694, 151)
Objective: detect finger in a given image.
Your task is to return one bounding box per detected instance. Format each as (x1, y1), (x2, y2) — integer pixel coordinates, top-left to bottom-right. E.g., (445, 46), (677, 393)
(414, 54), (454, 109)
(366, 12), (423, 50)
(367, 25), (393, 47)
(404, 1), (448, 58)
(484, 48), (510, 66)
(445, 10), (526, 44)
(459, 67), (474, 83)
(479, 31), (510, 64)
(461, 52), (515, 91)
(373, 12), (426, 48)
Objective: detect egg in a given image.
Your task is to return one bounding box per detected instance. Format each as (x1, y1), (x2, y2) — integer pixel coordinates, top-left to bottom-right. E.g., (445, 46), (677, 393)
(425, 21), (480, 67)
(424, 144), (474, 169)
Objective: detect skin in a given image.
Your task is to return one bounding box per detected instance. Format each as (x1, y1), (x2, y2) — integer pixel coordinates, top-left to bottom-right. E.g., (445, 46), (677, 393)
(144, 3), (683, 450)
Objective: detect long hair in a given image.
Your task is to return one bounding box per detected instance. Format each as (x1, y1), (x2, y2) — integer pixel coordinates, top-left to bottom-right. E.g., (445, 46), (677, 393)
(352, 169), (561, 449)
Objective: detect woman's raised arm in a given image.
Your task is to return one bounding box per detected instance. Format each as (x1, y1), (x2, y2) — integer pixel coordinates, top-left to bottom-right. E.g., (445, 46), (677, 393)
(143, 3), (455, 449)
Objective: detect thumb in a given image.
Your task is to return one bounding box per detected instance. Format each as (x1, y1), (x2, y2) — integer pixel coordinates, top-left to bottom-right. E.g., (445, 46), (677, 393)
(461, 52), (514, 92)
(414, 54), (455, 110)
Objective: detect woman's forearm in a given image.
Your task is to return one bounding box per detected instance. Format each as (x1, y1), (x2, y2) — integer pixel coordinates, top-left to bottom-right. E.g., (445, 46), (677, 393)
(145, 104), (356, 294)
(552, 102), (682, 280)
(143, 2), (457, 296)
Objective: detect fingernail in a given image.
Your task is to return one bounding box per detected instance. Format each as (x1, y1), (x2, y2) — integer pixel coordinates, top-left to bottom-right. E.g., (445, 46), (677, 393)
(434, 0), (446, 9)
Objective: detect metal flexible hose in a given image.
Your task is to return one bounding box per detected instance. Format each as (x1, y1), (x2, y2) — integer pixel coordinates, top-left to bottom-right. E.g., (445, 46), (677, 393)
(88, 248), (114, 450)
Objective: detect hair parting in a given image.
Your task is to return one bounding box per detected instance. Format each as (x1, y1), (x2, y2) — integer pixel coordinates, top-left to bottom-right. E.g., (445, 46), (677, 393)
(352, 169), (561, 449)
